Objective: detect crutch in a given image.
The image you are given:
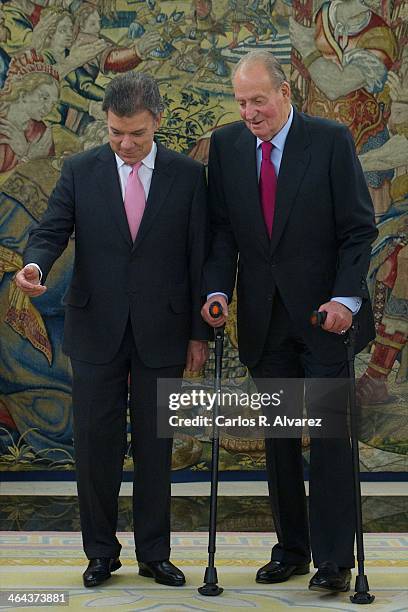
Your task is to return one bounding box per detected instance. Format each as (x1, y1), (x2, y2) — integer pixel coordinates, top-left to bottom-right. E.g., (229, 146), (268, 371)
(311, 310), (375, 604)
(198, 301), (225, 596)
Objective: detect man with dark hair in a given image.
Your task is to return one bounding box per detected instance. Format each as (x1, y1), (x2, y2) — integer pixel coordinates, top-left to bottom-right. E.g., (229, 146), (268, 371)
(201, 50), (377, 593)
(16, 71), (210, 588)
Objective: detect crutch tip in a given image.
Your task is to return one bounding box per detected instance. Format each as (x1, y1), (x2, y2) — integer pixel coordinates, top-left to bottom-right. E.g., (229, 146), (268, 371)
(350, 592), (375, 604)
(350, 575), (375, 604)
(198, 584), (224, 596)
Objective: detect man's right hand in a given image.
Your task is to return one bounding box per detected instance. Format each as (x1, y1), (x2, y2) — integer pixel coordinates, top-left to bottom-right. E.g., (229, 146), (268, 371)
(15, 265), (47, 297)
(201, 294), (228, 328)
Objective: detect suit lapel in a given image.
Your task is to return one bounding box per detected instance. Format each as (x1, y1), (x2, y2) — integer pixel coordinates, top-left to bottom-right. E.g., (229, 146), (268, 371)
(270, 110), (311, 256)
(132, 142), (175, 252)
(96, 144), (133, 246)
(95, 142), (175, 250)
(234, 127), (270, 253)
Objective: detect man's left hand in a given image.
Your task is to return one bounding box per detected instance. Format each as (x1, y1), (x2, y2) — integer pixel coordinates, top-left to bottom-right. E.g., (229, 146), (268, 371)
(185, 340), (209, 373)
(318, 301), (353, 335)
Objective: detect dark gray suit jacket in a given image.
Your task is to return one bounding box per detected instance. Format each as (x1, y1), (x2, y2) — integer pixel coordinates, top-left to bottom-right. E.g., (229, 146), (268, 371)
(204, 109), (378, 366)
(24, 142), (210, 366)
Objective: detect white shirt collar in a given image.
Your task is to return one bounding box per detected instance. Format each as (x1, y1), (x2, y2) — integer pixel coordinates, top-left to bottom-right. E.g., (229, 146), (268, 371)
(256, 105), (294, 152)
(114, 141), (157, 170)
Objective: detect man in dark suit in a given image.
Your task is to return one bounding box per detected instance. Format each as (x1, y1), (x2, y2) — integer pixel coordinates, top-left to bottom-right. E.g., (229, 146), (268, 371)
(16, 72), (210, 588)
(201, 50), (378, 593)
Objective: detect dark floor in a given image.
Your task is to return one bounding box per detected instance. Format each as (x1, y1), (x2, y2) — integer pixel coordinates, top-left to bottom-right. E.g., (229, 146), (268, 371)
(0, 495), (407, 532)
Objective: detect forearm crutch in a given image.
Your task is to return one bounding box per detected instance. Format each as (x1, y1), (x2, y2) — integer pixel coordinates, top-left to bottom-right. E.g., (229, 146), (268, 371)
(198, 301), (225, 597)
(311, 311), (375, 604)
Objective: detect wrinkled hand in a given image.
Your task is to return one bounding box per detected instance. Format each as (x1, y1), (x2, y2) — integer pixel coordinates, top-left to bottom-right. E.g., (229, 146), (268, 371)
(201, 294), (228, 328)
(185, 340), (209, 373)
(15, 265), (47, 298)
(318, 301), (352, 335)
(289, 17), (316, 57)
(133, 31), (161, 59)
(0, 118), (28, 158)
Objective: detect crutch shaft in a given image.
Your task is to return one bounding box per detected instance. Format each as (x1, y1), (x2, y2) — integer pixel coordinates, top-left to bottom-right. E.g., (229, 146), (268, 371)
(310, 311), (375, 604)
(198, 307), (225, 597)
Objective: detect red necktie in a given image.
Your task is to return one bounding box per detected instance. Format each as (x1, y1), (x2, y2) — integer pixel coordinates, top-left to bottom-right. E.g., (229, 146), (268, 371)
(259, 141), (277, 238)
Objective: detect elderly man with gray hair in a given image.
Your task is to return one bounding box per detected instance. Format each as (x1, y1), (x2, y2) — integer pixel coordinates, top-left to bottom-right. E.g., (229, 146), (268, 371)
(201, 49), (377, 594)
(15, 72), (210, 588)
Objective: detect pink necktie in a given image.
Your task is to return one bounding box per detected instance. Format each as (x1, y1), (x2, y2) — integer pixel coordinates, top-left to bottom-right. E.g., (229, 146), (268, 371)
(259, 141), (277, 238)
(124, 161), (146, 241)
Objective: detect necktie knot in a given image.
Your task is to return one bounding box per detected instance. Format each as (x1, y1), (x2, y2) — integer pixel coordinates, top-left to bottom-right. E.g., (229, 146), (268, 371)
(130, 161), (142, 174)
(261, 141), (273, 160)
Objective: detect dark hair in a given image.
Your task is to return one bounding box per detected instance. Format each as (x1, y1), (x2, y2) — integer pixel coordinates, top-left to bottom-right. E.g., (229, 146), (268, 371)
(102, 72), (164, 117)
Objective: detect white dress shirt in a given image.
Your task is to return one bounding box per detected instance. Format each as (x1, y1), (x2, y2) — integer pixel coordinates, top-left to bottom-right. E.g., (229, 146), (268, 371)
(115, 141), (157, 200)
(256, 105), (294, 177)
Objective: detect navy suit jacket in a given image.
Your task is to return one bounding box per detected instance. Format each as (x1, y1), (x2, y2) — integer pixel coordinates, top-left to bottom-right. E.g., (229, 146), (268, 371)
(204, 110), (378, 366)
(24, 142), (210, 366)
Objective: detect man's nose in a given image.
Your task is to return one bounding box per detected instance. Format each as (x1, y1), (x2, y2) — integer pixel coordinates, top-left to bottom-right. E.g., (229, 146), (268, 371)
(121, 135), (134, 149)
(244, 104), (257, 120)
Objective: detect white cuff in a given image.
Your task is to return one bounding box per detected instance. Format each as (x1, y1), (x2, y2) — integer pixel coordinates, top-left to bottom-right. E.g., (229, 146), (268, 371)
(26, 263), (42, 282)
(331, 296), (362, 315)
(207, 292), (228, 301)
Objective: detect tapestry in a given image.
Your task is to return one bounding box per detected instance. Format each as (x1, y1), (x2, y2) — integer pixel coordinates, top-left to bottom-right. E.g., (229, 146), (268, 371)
(0, 0), (406, 475)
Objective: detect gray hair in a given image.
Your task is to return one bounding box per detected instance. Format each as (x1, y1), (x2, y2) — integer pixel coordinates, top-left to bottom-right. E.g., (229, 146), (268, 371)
(232, 50), (287, 89)
(102, 72), (164, 118)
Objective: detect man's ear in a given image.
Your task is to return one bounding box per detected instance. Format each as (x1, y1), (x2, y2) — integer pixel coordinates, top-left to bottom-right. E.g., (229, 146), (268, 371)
(154, 112), (163, 130)
(281, 81), (291, 99)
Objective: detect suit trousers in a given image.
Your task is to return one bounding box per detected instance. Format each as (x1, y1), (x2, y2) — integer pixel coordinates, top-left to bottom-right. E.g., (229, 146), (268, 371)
(249, 294), (356, 569)
(71, 320), (184, 562)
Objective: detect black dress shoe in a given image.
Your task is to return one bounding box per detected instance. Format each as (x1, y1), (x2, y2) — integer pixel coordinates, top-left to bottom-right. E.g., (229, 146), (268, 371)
(83, 557), (121, 588)
(256, 560), (310, 583)
(138, 560), (185, 586)
(309, 562), (351, 592)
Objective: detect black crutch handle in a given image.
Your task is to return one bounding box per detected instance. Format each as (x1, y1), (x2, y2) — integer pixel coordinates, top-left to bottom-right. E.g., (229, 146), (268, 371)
(310, 310), (327, 327)
(310, 310), (358, 346)
(209, 301), (223, 319)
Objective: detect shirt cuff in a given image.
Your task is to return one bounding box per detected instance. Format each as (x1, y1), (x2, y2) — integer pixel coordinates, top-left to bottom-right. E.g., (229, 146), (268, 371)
(207, 292), (228, 302)
(331, 296), (362, 315)
(27, 263), (42, 282)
